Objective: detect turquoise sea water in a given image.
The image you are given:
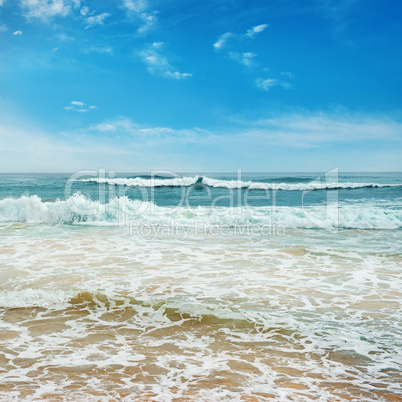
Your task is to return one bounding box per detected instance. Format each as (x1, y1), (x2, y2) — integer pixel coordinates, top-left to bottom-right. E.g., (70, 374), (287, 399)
(0, 172), (401, 400)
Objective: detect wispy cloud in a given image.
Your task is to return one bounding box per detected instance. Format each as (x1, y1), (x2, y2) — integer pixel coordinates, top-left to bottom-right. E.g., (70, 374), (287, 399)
(0, 123), (134, 172)
(84, 46), (113, 55)
(21, 0), (73, 20)
(228, 51), (257, 67)
(213, 23), (268, 52)
(89, 117), (207, 144)
(80, 5), (89, 16)
(213, 32), (233, 51)
(0, 24), (7, 32)
(255, 78), (278, 91)
(137, 14), (155, 33)
(85, 12), (111, 28)
(246, 24), (269, 38)
(235, 112), (402, 147)
(65, 101), (97, 112)
(213, 22), (294, 92)
(213, 23), (269, 70)
(139, 42), (192, 80)
(213, 22), (294, 91)
(280, 71), (296, 79)
(122, 0), (147, 13)
(122, 0), (157, 34)
(57, 32), (74, 42)
(256, 75), (293, 91)
(13, 30), (23, 35)
(92, 112), (402, 147)
(91, 117), (188, 138)
(1, 111), (400, 172)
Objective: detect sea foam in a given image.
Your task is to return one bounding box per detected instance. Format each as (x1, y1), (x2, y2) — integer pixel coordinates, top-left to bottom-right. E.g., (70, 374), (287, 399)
(0, 289), (75, 308)
(0, 193), (401, 229)
(76, 175), (402, 191)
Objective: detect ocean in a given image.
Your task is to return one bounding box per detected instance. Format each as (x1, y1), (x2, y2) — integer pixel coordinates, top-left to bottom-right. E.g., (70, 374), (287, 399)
(0, 171), (401, 401)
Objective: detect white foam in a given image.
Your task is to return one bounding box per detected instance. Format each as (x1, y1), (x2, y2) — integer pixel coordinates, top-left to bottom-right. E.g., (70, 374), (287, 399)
(0, 193), (401, 229)
(76, 175), (402, 191)
(0, 289), (75, 308)
(0, 224), (401, 400)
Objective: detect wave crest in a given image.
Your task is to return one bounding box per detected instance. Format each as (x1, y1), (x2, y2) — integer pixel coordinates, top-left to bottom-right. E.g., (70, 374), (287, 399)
(0, 194), (401, 229)
(76, 176), (402, 191)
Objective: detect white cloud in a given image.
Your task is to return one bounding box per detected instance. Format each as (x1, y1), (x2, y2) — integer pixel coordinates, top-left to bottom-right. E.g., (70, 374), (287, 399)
(165, 71), (192, 79)
(139, 43), (192, 80)
(213, 32), (233, 51)
(13, 30), (23, 35)
(213, 24), (269, 75)
(280, 71), (295, 79)
(21, 0), (73, 20)
(239, 112), (402, 146)
(80, 6), (89, 15)
(246, 23), (269, 38)
(228, 51), (257, 67)
(122, 0), (156, 34)
(0, 123), (135, 172)
(255, 78), (278, 91)
(255, 76), (292, 91)
(137, 13), (155, 33)
(0, 111), (400, 172)
(241, 52), (257, 67)
(85, 46), (114, 55)
(0, 24), (7, 32)
(82, 113), (402, 170)
(65, 101), (97, 112)
(91, 112), (402, 149)
(123, 0), (148, 13)
(85, 12), (111, 28)
(90, 117), (199, 140)
(93, 120), (130, 132)
(152, 41), (163, 49)
(214, 23), (268, 51)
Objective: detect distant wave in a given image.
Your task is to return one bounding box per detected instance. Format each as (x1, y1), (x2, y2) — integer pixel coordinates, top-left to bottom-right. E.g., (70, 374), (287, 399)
(1, 194), (401, 229)
(75, 176), (402, 191)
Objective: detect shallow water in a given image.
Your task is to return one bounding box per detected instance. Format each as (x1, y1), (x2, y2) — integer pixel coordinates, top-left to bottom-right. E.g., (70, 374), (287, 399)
(0, 172), (401, 400)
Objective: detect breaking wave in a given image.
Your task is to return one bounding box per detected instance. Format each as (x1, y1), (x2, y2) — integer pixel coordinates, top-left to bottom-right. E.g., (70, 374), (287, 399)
(75, 176), (402, 191)
(0, 194), (401, 229)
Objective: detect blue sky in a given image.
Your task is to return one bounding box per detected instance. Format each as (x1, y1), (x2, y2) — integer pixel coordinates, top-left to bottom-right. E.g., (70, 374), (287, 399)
(0, 0), (401, 172)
